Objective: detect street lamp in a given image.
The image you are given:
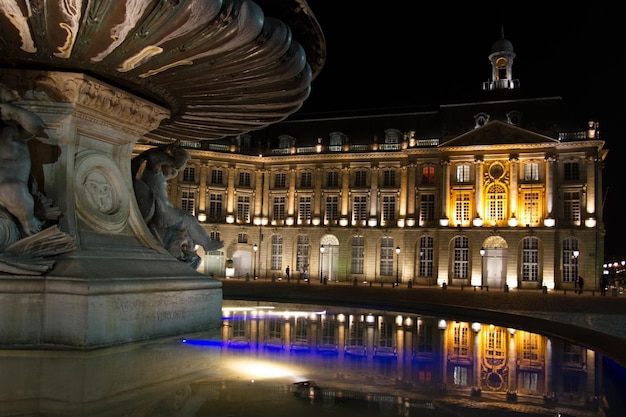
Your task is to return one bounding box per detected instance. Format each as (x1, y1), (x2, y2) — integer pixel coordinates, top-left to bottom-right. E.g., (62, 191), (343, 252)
(395, 246), (401, 287)
(480, 247), (485, 287)
(253, 244), (258, 280)
(320, 244), (325, 283)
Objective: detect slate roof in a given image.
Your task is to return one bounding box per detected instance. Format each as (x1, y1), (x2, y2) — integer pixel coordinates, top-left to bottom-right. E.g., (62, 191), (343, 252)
(243, 94), (587, 151)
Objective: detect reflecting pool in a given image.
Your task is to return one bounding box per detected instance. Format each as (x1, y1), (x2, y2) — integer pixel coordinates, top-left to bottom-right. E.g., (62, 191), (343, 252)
(1, 300), (624, 416)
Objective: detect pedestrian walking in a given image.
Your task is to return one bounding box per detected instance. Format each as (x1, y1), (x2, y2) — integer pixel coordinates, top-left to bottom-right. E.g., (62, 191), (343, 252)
(577, 275), (584, 294)
(285, 266), (290, 282)
(600, 275), (608, 296)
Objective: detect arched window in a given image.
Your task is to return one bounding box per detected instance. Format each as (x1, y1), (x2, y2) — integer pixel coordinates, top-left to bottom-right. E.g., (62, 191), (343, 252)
(486, 183), (507, 223)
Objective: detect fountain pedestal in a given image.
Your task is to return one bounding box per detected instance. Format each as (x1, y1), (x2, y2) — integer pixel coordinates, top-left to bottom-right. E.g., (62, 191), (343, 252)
(0, 70), (222, 349)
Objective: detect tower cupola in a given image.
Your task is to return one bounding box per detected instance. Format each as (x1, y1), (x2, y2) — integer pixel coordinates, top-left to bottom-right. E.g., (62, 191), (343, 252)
(482, 27), (520, 91)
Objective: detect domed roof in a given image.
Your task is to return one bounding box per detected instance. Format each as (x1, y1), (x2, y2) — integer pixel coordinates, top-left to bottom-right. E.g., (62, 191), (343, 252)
(0, 0), (326, 143)
(491, 37), (515, 54)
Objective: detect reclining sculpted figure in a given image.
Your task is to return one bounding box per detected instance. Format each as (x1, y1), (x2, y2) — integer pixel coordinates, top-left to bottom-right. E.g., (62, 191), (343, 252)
(132, 142), (223, 268)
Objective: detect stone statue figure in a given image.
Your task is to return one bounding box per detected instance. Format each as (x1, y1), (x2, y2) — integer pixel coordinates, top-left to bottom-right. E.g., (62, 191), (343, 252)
(0, 83), (74, 275)
(132, 142), (223, 268)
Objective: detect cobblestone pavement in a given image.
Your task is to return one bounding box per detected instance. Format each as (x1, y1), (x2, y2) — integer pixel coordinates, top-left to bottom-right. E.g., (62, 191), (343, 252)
(220, 278), (626, 369)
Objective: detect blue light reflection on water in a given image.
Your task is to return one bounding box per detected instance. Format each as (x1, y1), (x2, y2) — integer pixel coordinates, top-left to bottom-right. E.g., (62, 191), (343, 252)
(176, 301), (626, 417)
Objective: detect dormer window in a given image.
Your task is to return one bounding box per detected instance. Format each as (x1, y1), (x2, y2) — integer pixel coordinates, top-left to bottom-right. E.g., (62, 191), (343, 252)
(384, 129), (401, 144)
(329, 132), (345, 151)
(473, 112), (490, 128)
(507, 111), (522, 126)
(277, 134), (293, 149)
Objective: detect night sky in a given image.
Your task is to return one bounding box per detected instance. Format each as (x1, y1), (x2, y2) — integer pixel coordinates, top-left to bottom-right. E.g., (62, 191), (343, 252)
(296, 3), (625, 260)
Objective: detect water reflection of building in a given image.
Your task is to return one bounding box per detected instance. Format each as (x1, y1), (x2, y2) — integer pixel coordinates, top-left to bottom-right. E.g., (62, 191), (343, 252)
(222, 303), (600, 411)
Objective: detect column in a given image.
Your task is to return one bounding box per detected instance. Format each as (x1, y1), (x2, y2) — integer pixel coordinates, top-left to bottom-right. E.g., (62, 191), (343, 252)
(398, 164), (408, 224)
(509, 156), (518, 217)
(226, 165), (236, 219)
(475, 158), (484, 219)
(341, 165), (350, 218)
(369, 166), (379, 225)
(314, 167), (323, 224)
(544, 155), (556, 217)
(198, 163), (208, 213)
(586, 155), (596, 215)
(406, 162), (416, 225)
(288, 167), (296, 219)
(440, 160), (450, 223)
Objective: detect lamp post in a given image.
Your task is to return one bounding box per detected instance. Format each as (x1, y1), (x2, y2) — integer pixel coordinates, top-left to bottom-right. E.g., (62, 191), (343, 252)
(480, 247), (485, 287)
(320, 244), (325, 283)
(253, 244), (258, 280)
(395, 246), (401, 287)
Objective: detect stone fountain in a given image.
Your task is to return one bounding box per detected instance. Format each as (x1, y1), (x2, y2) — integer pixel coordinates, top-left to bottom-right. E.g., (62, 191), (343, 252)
(0, 0), (325, 348)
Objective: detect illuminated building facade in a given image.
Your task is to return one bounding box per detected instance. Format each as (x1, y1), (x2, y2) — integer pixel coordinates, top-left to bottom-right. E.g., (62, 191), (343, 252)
(142, 34), (607, 292)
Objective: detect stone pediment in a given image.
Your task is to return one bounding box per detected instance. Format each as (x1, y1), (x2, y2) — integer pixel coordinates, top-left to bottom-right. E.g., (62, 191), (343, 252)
(439, 120), (559, 150)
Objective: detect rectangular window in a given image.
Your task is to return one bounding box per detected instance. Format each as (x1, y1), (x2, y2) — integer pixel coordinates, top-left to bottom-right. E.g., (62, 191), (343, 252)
(352, 196), (368, 224)
(238, 172), (251, 187)
(354, 170), (367, 187)
(300, 172), (312, 188)
(523, 162), (539, 181)
(326, 171), (339, 187)
(271, 234), (282, 271)
(232, 313), (246, 339)
(383, 169), (396, 187)
(211, 169), (223, 185)
(562, 238), (579, 283)
(416, 322), (433, 353)
(380, 237), (394, 276)
(273, 196), (286, 220)
(418, 236), (434, 277)
(209, 193), (222, 219)
(293, 316), (309, 347)
(347, 316), (365, 350)
(274, 173), (286, 188)
(520, 371), (538, 391)
(377, 321), (394, 349)
(419, 193), (435, 224)
(564, 162), (580, 181)
(454, 191), (471, 225)
(325, 196), (339, 222)
(267, 317), (282, 342)
(522, 190), (540, 226)
(351, 236), (364, 274)
(522, 237), (539, 281)
(296, 235), (309, 278)
(237, 233), (248, 244)
(421, 165), (435, 184)
(453, 236), (469, 279)
(236, 196), (250, 223)
(181, 190), (195, 214)
(298, 196), (311, 224)
(382, 196), (396, 223)
(320, 316), (336, 347)
(456, 165), (470, 183)
(183, 167), (195, 182)
(564, 191), (581, 224)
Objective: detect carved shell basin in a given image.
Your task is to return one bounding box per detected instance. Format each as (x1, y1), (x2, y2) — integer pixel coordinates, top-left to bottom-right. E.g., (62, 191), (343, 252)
(0, 0), (325, 143)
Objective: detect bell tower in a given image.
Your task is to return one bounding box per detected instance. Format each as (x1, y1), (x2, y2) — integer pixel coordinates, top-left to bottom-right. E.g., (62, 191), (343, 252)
(482, 27), (520, 91)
